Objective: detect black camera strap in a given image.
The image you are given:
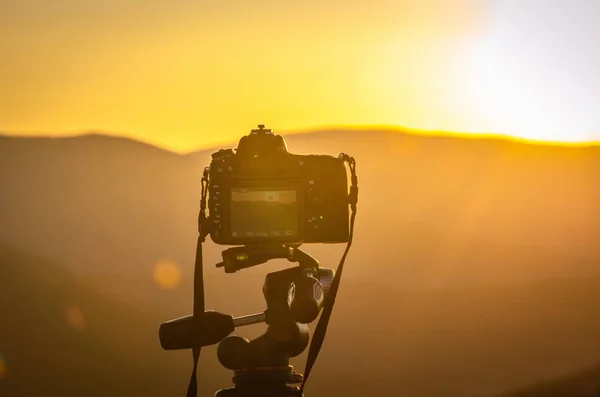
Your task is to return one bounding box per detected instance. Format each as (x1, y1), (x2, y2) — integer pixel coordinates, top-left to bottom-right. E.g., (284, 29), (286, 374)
(186, 168), (210, 397)
(298, 155), (358, 396)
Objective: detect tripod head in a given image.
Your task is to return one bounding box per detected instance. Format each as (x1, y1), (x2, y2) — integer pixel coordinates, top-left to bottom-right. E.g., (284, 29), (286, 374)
(159, 245), (334, 397)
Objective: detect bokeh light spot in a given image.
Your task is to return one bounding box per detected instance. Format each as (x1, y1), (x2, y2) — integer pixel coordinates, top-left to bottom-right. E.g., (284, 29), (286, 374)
(0, 353), (6, 378)
(64, 305), (86, 332)
(153, 259), (182, 290)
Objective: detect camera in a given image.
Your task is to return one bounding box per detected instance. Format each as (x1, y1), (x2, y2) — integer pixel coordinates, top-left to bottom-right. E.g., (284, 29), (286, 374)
(207, 125), (351, 245)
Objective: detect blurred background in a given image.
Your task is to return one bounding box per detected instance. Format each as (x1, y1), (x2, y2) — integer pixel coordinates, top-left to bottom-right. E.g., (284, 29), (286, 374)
(1, 1), (600, 396)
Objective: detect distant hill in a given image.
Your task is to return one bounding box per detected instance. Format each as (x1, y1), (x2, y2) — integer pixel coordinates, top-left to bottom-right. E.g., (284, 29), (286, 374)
(2, 242), (600, 397)
(0, 243), (225, 397)
(501, 363), (600, 397)
(1, 129), (599, 285)
(0, 133), (201, 277)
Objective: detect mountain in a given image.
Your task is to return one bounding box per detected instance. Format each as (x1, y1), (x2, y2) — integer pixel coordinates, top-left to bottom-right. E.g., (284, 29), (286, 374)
(1, 129), (599, 285)
(501, 363), (600, 397)
(1, 129), (600, 396)
(0, 133), (201, 277)
(2, 242), (599, 397)
(0, 242), (226, 397)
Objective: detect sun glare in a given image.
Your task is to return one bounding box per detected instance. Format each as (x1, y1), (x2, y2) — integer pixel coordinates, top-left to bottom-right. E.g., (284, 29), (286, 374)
(468, 43), (595, 145)
(463, 3), (600, 145)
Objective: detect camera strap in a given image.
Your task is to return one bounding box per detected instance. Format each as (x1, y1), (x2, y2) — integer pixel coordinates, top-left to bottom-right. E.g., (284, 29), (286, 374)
(297, 155), (358, 396)
(186, 168), (210, 397)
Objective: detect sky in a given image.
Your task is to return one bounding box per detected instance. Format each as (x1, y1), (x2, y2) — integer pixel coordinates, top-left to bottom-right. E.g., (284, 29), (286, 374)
(1, 0), (600, 152)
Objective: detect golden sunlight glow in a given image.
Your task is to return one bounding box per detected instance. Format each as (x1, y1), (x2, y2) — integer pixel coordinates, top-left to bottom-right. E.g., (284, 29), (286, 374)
(1, 1), (599, 150)
(467, 38), (596, 145)
(153, 259), (183, 290)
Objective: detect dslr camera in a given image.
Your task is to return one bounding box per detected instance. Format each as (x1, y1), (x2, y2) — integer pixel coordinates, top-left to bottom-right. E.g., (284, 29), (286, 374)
(207, 125), (351, 245)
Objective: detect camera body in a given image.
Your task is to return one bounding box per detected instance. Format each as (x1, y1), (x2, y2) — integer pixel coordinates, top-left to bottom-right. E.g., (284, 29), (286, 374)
(208, 125), (350, 245)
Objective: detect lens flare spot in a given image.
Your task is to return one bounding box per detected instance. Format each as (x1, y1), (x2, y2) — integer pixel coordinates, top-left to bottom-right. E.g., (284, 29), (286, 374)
(153, 259), (182, 290)
(65, 305), (86, 332)
(0, 353), (6, 378)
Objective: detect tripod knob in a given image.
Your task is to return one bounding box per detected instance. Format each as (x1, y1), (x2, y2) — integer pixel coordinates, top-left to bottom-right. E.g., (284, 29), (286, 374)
(287, 269), (324, 324)
(318, 267), (334, 297)
(217, 335), (251, 370)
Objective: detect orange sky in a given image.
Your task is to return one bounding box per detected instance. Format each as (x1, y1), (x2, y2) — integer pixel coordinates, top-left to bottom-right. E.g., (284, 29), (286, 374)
(1, 1), (599, 152)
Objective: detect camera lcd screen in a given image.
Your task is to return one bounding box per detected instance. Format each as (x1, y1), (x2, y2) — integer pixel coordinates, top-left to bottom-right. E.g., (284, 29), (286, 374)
(230, 187), (298, 238)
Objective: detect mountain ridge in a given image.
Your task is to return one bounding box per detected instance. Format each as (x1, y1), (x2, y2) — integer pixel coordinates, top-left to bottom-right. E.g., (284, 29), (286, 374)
(2, 125), (600, 156)
(1, 128), (599, 282)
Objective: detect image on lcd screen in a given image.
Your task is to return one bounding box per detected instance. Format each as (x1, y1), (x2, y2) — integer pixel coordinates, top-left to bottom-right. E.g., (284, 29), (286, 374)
(230, 187), (298, 238)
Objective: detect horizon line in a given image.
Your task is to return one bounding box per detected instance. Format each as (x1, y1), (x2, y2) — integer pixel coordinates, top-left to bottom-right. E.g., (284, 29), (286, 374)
(286, 124), (600, 148)
(1, 124), (599, 154)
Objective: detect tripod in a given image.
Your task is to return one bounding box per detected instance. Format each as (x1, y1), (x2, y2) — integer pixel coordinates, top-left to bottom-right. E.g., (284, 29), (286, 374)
(158, 245), (334, 397)
(158, 143), (358, 397)
(214, 245), (333, 397)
